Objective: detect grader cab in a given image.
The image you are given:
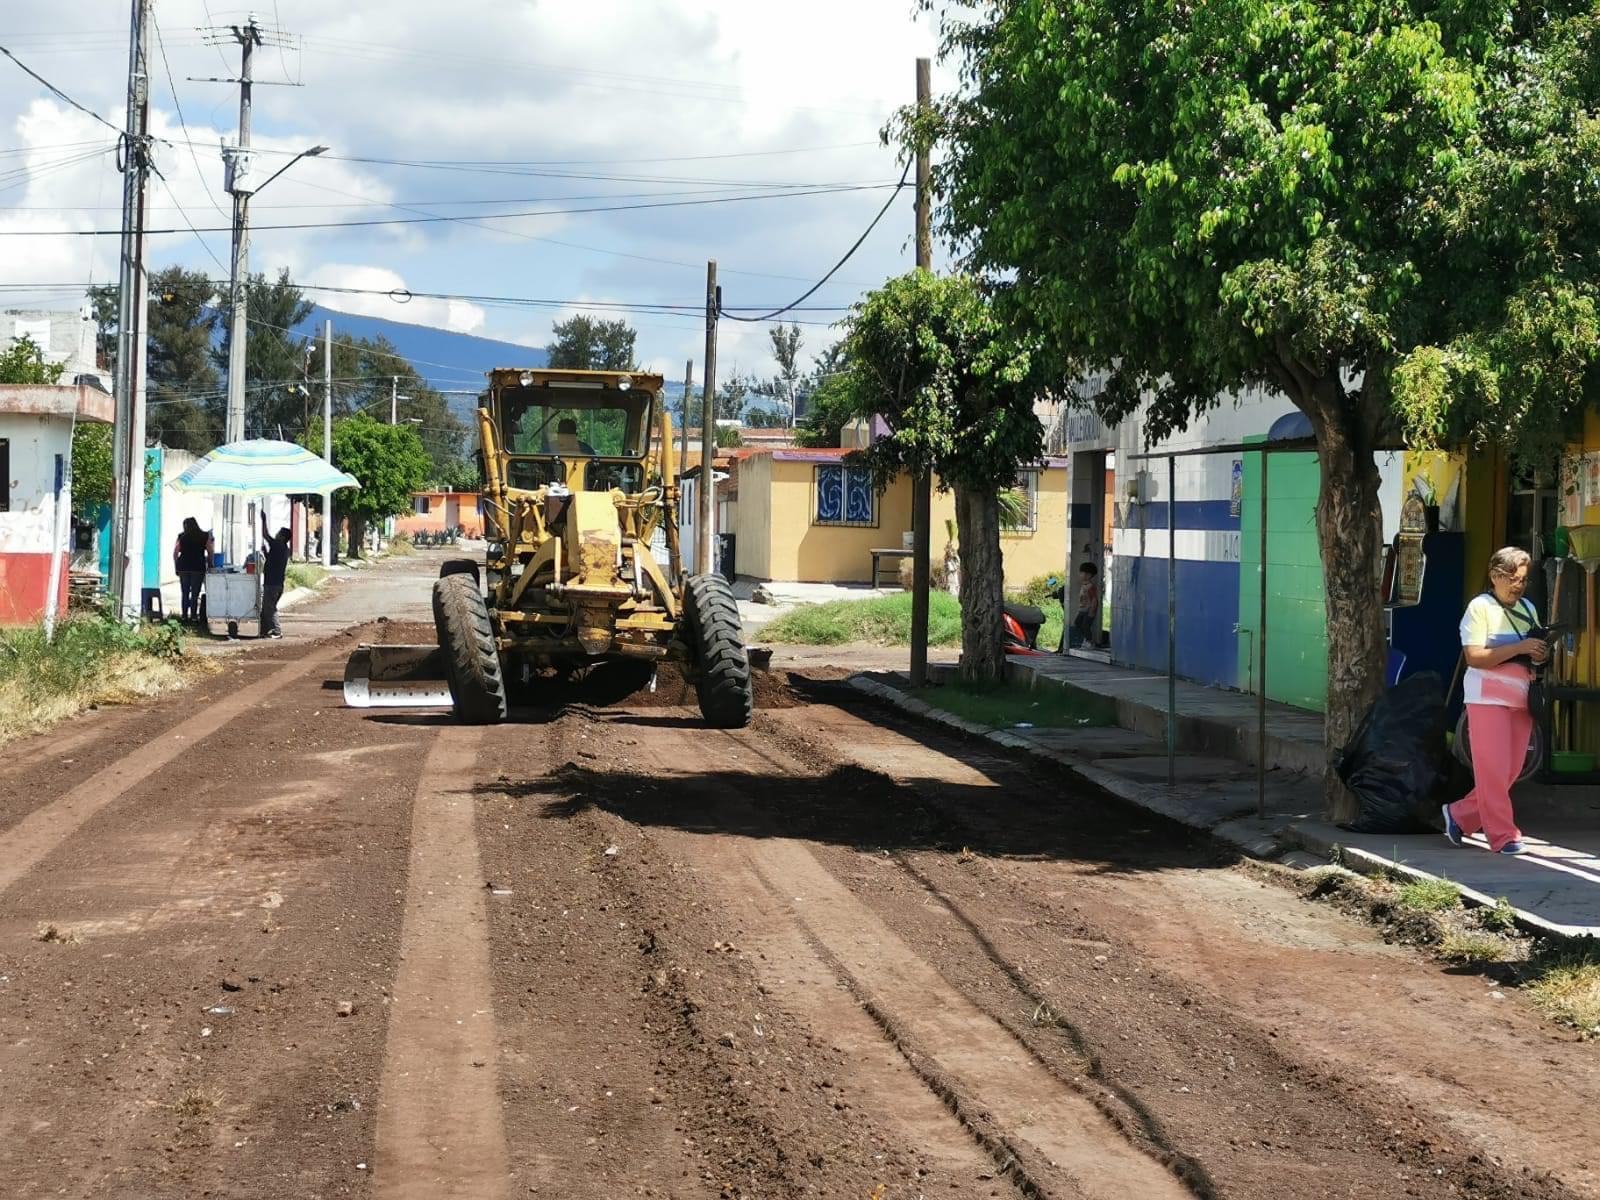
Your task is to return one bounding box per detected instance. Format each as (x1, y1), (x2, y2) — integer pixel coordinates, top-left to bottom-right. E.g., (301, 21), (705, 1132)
(344, 367), (752, 727)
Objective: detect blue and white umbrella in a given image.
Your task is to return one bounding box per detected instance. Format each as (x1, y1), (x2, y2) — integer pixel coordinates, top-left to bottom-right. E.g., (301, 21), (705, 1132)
(170, 439), (359, 496)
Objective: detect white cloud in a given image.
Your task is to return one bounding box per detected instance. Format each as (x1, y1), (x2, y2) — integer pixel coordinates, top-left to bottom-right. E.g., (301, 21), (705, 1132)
(303, 263), (486, 334)
(0, 1), (948, 375)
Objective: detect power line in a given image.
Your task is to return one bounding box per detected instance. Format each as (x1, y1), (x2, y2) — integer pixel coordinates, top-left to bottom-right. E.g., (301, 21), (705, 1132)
(150, 9), (230, 220)
(0, 181), (901, 237)
(723, 159), (913, 323)
(0, 42), (124, 134)
(152, 171), (228, 272)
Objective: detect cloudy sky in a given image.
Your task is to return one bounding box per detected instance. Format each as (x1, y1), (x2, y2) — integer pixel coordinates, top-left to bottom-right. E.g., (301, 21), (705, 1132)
(0, 2), (954, 387)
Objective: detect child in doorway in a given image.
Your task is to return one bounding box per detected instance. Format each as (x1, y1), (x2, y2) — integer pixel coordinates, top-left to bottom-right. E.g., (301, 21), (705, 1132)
(1070, 562), (1100, 648)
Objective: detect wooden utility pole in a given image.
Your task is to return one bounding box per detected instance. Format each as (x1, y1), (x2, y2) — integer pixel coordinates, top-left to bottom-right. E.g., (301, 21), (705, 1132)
(909, 56), (933, 686)
(698, 263), (719, 578)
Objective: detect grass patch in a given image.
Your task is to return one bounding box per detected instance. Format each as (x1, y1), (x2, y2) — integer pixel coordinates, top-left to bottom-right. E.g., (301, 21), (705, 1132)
(1438, 931), (1507, 963)
(383, 534), (416, 557)
(284, 563), (326, 591)
(758, 590), (1063, 649)
(1395, 877), (1462, 913)
(1525, 947), (1600, 1032)
(915, 678), (1115, 730)
(1477, 896), (1519, 933)
(172, 1088), (217, 1118)
(0, 611), (217, 746)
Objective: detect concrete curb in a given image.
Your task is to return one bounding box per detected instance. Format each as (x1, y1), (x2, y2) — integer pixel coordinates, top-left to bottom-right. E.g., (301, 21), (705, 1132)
(848, 674), (1296, 862)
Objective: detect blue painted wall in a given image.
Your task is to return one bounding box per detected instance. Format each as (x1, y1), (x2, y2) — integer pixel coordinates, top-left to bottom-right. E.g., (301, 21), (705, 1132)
(96, 447), (163, 589)
(1111, 554), (1242, 689)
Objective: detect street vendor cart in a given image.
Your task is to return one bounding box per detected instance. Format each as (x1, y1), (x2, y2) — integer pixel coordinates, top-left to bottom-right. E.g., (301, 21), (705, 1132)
(171, 439), (359, 638)
(203, 564), (261, 638)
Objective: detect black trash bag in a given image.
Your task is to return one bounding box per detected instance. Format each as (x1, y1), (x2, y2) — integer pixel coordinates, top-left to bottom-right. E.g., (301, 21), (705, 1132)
(1331, 671), (1448, 834)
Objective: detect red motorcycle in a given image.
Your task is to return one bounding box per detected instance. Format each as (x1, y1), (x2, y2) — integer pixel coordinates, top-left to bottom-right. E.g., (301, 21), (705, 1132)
(1002, 601), (1049, 655)
(1001, 577), (1065, 656)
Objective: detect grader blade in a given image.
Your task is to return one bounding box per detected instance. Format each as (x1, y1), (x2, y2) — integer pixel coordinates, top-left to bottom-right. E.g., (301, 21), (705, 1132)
(343, 644), (453, 708)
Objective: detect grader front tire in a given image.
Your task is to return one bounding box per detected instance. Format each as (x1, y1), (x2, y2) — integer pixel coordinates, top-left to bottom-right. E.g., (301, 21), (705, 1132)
(685, 573), (752, 729)
(433, 574), (507, 724)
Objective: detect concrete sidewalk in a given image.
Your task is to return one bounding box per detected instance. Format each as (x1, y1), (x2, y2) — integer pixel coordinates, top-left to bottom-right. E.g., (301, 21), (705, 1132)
(855, 652), (1600, 938)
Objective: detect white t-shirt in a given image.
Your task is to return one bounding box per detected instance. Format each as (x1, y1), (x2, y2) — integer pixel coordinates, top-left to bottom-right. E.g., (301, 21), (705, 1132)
(1460, 593), (1538, 708)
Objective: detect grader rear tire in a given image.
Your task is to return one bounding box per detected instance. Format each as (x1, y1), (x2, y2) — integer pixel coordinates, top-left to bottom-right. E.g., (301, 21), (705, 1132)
(685, 573), (752, 729)
(432, 574), (507, 724)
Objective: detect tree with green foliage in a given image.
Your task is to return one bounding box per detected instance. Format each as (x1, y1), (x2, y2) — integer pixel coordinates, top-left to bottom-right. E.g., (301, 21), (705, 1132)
(742, 406), (787, 429)
(793, 341), (861, 448)
(754, 322), (804, 424)
(329, 414), (430, 557)
(916, 0), (1600, 813)
(715, 372), (753, 422)
(546, 315), (637, 370)
(429, 454), (481, 493)
(300, 327), (467, 478)
(0, 334), (63, 385)
(843, 271), (1045, 682)
(213, 269), (315, 440)
(90, 270), (223, 451)
(145, 267), (221, 451)
(714, 425), (744, 449)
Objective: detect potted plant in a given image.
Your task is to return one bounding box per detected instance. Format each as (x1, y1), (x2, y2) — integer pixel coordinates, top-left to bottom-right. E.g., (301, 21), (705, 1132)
(1414, 478), (1441, 532)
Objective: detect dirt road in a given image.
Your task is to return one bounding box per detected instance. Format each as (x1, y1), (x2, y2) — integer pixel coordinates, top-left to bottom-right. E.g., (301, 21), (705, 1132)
(1, 555), (1595, 1198)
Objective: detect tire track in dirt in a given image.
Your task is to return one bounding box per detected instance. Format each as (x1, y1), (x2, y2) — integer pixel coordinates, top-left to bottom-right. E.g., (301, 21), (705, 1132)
(754, 697), (1585, 1200)
(373, 725), (511, 1200)
(0, 647), (334, 897)
(0, 637), (424, 1198)
(607, 716), (1190, 1200)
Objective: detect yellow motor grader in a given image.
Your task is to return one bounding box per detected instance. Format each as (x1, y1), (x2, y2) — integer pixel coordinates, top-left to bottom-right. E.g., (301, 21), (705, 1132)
(343, 367), (752, 727)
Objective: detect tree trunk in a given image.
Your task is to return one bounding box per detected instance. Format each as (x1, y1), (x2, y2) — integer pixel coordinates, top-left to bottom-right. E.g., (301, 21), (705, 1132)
(955, 484), (1004, 683)
(1306, 389), (1388, 822)
(347, 514), (366, 560)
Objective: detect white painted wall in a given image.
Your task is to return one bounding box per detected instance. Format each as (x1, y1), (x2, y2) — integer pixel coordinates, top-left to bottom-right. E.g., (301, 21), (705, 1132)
(0, 412), (71, 555)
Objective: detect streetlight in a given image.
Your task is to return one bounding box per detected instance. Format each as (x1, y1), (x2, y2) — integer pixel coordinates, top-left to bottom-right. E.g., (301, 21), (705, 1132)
(253, 143), (329, 195)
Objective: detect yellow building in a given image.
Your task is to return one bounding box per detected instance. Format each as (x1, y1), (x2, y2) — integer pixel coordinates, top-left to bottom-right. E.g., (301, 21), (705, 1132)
(729, 448), (1069, 589)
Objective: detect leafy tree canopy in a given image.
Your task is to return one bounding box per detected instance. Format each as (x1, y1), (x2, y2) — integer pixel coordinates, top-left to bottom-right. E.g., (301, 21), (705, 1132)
(546, 314), (638, 371)
(844, 271), (1043, 491)
(917, 0), (1600, 460)
(0, 335), (63, 385)
(841, 271), (1046, 682)
(329, 413), (431, 526)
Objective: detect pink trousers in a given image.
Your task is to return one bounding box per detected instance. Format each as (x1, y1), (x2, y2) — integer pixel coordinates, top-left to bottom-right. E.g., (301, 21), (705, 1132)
(1449, 703), (1529, 852)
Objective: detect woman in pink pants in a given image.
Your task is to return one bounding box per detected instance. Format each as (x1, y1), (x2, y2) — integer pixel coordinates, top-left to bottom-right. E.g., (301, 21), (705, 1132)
(1443, 547), (1548, 855)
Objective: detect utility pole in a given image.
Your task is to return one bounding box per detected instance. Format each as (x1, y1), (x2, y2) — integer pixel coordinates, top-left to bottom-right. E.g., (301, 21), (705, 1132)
(679, 359), (692, 481)
(218, 15), (262, 566)
(698, 262), (719, 578)
(909, 56), (933, 687)
(321, 317), (332, 567)
(107, 0), (153, 620)
(391, 376), (398, 424)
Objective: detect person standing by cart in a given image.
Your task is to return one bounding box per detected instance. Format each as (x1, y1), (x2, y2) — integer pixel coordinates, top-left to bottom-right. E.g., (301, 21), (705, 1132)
(172, 517), (212, 625)
(1443, 547), (1549, 855)
(259, 515), (291, 640)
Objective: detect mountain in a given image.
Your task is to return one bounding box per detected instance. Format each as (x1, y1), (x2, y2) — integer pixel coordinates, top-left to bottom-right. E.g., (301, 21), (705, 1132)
(289, 305), (729, 427)
(293, 304), (547, 389)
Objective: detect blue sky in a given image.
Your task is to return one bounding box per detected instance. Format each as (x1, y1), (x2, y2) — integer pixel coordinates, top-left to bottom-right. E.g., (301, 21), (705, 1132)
(0, 2), (954, 383)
